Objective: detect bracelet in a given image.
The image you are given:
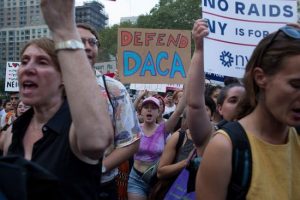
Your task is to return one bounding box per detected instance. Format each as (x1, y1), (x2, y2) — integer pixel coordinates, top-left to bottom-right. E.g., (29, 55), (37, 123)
(55, 40), (85, 52)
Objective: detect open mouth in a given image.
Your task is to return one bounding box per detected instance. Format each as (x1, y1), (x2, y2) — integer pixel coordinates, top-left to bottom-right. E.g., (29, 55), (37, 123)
(22, 81), (38, 90)
(146, 114), (153, 119)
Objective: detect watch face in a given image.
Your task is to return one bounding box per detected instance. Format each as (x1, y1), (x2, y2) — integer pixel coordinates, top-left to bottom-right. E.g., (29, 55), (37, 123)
(69, 41), (75, 47)
(68, 40), (77, 48)
(101, 165), (106, 173)
(55, 40), (84, 50)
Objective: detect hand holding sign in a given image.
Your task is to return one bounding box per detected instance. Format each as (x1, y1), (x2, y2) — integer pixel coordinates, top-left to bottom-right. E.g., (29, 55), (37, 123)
(192, 19), (209, 51)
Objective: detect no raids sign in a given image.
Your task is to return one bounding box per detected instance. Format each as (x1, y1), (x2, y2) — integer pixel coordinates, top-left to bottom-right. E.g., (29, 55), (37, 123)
(117, 28), (191, 84)
(202, 0), (297, 78)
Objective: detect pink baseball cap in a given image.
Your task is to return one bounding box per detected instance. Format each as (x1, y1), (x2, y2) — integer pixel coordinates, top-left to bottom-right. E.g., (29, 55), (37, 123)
(142, 96), (160, 108)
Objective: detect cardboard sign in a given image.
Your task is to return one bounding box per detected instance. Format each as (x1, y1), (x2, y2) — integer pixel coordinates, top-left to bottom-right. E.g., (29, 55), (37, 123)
(117, 28), (191, 84)
(5, 62), (20, 92)
(202, 0), (297, 78)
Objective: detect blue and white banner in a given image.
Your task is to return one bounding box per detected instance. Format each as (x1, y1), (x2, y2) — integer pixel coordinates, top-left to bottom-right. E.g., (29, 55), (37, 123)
(202, 0), (297, 78)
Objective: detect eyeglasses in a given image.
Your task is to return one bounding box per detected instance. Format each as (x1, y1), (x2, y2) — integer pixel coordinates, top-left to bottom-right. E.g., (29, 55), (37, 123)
(256, 26), (300, 67)
(81, 38), (100, 47)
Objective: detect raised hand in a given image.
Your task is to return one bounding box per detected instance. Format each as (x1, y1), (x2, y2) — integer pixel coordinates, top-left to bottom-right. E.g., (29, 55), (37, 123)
(192, 19), (209, 51)
(40, 0), (78, 40)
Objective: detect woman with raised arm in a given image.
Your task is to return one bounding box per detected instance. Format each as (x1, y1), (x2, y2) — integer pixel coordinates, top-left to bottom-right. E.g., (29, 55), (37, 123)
(128, 92), (186, 200)
(2, 0), (113, 199)
(186, 19), (212, 149)
(197, 23), (300, 199)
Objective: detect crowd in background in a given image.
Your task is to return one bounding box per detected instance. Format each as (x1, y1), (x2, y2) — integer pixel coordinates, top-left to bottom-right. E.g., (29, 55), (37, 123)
(0, 1), (300, 200)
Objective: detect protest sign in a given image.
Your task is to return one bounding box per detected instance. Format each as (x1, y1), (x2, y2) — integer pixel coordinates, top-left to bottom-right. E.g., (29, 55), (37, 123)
(202, 0), (297, 78)
(94, 61), (116, 74)
(130, 83), (183, 93)
(5, 62), (20, 92)
(117, 28), (191, 84)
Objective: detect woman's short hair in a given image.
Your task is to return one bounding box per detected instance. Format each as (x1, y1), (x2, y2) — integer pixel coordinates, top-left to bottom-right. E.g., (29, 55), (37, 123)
(76, 23), (100, 47)
(20, 37), (60, 71)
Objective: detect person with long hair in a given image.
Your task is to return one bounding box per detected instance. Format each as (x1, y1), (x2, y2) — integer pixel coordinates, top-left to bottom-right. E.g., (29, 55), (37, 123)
(192, 20), (300, 199)
(215, 82), (245, 122)
(15, 101), (31, 118)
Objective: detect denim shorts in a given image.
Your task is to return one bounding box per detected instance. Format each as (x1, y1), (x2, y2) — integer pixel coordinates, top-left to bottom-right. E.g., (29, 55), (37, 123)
(127, 167), (150, 197)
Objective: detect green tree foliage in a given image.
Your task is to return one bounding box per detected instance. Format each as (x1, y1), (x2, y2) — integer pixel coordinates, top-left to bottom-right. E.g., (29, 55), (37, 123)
(98, 21), (136, 62)
(137, 0), (201, 30)
(98, 24), (117, 62)
(98, 0), (201, 62)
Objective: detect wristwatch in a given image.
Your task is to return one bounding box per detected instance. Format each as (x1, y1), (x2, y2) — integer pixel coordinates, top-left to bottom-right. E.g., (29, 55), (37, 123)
(55, 40), (84, 51)
(101, 165), (107, 173)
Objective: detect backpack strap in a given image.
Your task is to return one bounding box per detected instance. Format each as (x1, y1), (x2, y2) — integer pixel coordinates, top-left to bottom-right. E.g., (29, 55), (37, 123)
(214, 119), (228, 131)
(176, 129), (186, 152)
(219, 121), (252, 200)
(102, 75), (116, 129)
(102, 75), (115, 114)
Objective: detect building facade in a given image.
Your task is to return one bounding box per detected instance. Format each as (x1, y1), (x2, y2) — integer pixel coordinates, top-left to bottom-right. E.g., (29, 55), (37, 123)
(120, 16), (138, 24)
(0, 0), (50, 80)
(0, 0), (109, 83)
(75, 1), (108, 31)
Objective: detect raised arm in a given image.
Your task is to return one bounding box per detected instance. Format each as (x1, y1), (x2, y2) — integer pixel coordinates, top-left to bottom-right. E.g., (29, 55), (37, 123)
(164, 88), (186, 134)
(40, 0), (113, 160)
(186, 19), (212, 147)
(133, 90), (148, 111)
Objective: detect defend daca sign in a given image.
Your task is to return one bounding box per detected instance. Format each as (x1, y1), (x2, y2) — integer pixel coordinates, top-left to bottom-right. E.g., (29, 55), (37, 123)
(117, 28), (191, 84)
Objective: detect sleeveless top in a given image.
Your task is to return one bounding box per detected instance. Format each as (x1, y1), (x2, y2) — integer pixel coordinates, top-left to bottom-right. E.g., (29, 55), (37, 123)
(7, 100), (102, 200)
(175, 132), (194, 163)
(218, 127), (300, 200)
(134, 123), (167, 164)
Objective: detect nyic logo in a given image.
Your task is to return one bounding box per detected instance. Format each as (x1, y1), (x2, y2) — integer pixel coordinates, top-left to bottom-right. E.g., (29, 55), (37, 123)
(219, 50), (249, 69)
(220, 51), (234, 67)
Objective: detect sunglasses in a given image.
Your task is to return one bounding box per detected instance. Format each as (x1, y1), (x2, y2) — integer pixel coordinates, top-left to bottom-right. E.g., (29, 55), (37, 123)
(256, 26), (300, 67)
(81, 38), (100, 47)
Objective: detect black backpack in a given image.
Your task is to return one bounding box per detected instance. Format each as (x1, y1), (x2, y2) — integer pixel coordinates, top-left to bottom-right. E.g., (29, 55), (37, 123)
(217, 121), (252, 200)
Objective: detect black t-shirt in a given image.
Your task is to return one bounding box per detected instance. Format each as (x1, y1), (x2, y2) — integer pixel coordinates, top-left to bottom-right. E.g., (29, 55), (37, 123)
(8, 100), (102, 200)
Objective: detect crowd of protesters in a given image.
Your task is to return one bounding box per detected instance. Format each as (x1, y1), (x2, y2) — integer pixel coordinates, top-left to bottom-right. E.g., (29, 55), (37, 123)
(0, 0), (300, 200)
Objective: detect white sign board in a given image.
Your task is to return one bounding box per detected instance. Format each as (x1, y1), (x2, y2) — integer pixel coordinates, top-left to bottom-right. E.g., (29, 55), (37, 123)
(130, 84), (183, 92)
(5, 62), (20, 92)
(202, 0), (297, 78)
(94, 61), (117, 74)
